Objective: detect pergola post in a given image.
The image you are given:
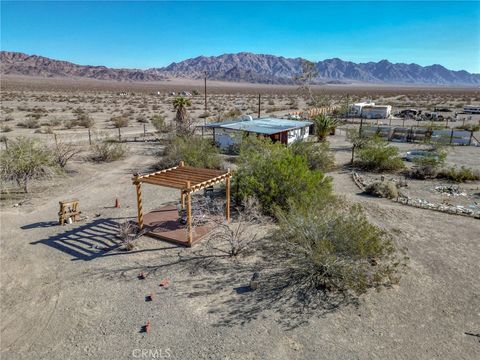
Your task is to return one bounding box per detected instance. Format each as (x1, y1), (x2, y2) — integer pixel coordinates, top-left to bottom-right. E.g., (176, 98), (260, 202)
(133, 174), (144, 230)
(225, 170), (231, 222)
(185, 181), (192, 246)
(180, 161), (186, 209)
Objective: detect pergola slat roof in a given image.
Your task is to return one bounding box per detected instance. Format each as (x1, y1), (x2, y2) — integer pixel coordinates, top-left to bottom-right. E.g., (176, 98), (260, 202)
(135, 164), (229, 192)
(132, 162), (232, 246)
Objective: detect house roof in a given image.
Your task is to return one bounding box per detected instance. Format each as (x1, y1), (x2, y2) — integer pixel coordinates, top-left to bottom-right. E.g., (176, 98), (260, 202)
(203, 117), (313, 135)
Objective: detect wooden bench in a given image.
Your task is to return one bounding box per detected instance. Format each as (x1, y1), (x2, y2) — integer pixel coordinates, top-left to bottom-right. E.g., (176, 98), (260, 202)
(58, 199), (80, 225)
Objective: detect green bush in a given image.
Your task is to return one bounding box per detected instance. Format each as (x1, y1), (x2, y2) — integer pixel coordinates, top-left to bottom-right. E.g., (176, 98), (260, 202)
(0, 137), (59, 192)
(290, 141), (334, 172)
(158, 136), (221, 169)
(235, 136), (332, 215)
(365, 181), (398, 199)
(275, 198), (406, 294)
(356, 137), (404, 172)
(438, 166), (480, 182)
(409, 150), (446, 179)
(90, 139), (127, 162)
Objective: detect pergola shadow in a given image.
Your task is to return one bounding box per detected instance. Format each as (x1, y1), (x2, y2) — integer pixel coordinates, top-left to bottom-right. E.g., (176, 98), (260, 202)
(31, 218), (122, 261)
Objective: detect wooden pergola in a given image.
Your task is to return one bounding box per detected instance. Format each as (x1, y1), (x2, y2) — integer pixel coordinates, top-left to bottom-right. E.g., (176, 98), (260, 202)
(132, 161), (232, 246)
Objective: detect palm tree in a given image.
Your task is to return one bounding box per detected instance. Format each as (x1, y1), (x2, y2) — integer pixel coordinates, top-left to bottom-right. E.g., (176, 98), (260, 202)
(312, 114), (337, 142)
(173, 96), (192, 134)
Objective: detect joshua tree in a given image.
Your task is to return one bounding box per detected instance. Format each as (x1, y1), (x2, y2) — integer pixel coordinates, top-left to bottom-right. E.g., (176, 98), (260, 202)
(312, 114), (337, 142)
(173, 96), (192, 135)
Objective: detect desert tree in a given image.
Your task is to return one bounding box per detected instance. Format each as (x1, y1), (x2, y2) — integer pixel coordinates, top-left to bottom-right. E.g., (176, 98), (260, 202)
(295, 60), (332, 108)
(346, 128), (369, 165)
(173, 96), (193, 135)
(0, 137), (58, 193)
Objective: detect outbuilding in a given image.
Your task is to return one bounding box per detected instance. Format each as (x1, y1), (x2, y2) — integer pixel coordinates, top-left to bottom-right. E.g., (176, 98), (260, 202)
(361, 105), (392, 119)
(202, 116), (313, 151)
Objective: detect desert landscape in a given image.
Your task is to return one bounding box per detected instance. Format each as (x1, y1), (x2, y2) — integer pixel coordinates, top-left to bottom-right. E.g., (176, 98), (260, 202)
(1, 74), (479, 359)
(1, 1), (480, 358)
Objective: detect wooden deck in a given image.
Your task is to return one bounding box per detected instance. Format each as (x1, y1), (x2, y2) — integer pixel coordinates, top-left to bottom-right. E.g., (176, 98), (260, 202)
(142, 205), (213, 246)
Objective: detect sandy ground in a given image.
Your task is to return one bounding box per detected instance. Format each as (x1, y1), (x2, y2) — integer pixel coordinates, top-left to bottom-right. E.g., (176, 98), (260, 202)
(1, 130), (480, 359)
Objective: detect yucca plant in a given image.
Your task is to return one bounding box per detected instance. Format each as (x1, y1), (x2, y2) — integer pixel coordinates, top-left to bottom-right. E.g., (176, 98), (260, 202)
(173, 96), (192, 135)
(312, 114), (337, 142)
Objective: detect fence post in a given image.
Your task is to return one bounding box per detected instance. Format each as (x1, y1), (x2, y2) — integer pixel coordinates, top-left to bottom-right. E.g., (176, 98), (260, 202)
(3, 137), (7, 150)
(53, 133), (58, 146)
(449, 128), (454, 144)
(469, 130), (473, 146)
(118, 127), (121, 142)
(88, 128), (92, 145)
(257, 94), (261, 118)
(143, 123), (146, 137)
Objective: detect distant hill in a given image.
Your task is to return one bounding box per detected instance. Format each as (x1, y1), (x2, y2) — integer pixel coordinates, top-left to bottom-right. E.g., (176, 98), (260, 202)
(0, 51), (167, 81)
(1, 51), (479, 86)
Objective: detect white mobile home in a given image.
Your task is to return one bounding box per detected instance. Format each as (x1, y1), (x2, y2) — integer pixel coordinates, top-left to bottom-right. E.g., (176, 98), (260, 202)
(349, 101), (375, 116)
(361, 105), (392, 119)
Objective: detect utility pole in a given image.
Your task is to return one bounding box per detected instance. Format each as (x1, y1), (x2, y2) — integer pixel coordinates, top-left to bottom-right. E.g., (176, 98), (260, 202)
(257, 94), (261, 118)
(204, 71), (207, 114)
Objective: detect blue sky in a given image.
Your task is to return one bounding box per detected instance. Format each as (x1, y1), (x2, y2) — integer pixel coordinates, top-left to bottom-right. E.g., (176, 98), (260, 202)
(1, 1), (479, 73)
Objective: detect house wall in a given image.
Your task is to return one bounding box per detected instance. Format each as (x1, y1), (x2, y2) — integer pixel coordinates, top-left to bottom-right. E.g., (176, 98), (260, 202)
(213, 125), (310, 150)
(287, 126), (309, 144)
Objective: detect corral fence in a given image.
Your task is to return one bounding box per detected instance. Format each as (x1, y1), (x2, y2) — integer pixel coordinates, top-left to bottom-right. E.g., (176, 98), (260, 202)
(358, 125), (478, 146)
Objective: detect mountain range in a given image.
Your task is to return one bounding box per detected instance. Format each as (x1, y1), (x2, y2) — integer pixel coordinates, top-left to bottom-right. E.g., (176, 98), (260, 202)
(1, 51), (479, 86)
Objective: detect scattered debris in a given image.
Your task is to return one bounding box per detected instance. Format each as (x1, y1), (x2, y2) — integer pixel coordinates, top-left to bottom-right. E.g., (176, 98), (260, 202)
(145, 294), (153, 302)
(159, 278), (169, 287)
(433, 185), (466, 197)
(142, 321), (151, 333)
(115, 198), (120, 208)
(138, 272), (146, 280)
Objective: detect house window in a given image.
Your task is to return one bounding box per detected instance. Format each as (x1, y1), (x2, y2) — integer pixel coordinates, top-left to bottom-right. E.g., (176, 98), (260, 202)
(300, 127), (306, 136)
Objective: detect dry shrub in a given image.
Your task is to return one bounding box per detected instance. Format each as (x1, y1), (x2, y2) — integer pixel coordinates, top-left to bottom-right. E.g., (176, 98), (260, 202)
(90, 138), (126, 162)
(111, 115), (129, 128)
(438, 166), (480, 182)
(53, 141), (81, 168)
(116, 219), (139, 251)
(365, 181), (399, 199)
(206, 197), (264, 256)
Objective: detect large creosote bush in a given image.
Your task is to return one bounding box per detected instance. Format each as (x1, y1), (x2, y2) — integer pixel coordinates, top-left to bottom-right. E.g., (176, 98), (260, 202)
(235, 136), (332, 215)
(356, 136), (404, 172)
(0, 136), (59, 192)
(275, 198), (407, 294)
(158, 136), (221, 169)
(290, 141), (334, 172)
